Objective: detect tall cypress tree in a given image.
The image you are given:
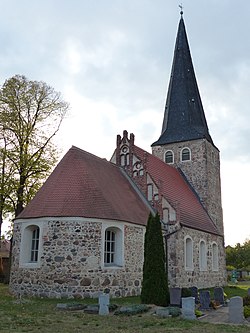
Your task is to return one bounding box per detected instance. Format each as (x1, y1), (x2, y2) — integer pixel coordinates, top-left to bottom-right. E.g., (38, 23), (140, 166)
(141, 212), (169, 306)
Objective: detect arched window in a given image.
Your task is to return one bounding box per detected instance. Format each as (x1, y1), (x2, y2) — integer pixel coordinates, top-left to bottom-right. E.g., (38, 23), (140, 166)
(20, 224), (41, 267)
(165, 150), (174, 164)
(212, 242), (219, 271)
(199, 240), (207, 271)
(104, 227), (123, 267)
(185, 236), (193, 270)
(181, 148), (191, 161)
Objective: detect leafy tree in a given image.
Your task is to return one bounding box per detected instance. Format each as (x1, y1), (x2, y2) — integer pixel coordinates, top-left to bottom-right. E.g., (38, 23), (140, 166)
(0, 75), (69, 238)
(226, 239), (250, 271)
(141, 212), (169, 306)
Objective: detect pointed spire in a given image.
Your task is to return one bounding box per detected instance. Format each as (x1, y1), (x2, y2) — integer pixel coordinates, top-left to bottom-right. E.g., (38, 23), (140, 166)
(152, 16), (214, 147)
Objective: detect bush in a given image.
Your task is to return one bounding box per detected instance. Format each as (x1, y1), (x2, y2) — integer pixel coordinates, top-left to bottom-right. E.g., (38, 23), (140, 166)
(181, 288), (192, 297)
(169, 307), (181, 317)
(141, 213), (169, 306)
(243, 295), (250, 306)
(114, 304), (150, 316)
(244, 305), (250, 318)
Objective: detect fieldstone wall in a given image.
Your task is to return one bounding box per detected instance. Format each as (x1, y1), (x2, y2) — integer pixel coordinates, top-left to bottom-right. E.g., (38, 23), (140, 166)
(167, 227), (227, 288)
(9, 218), (145, 299)
(152, 139), (224, 235)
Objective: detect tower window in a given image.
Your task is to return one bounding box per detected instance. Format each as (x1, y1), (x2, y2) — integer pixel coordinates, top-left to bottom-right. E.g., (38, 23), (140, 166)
(181, 148), (191, 161)
(165, 150), (174, 164)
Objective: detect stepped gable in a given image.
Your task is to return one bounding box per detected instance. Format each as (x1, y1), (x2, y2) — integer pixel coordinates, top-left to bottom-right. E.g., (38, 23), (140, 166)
(152, 16), (214, 147)
(16, 146), (150, 226)
(134, 145), (220, 235)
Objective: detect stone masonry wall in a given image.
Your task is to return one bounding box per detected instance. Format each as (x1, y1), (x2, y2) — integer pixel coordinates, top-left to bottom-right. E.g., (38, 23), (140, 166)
(167, 226), (227, 288)
(152, 139), (224, 235)
(9, 218), (145, 299)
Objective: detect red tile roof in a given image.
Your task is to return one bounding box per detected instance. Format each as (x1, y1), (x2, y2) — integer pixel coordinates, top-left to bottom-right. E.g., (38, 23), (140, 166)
(17, 146), (150, 226)
(133, 145), (220, 235)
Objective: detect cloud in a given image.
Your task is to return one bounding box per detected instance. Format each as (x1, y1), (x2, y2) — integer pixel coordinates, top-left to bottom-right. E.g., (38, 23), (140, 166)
(0, 0), (250, 244)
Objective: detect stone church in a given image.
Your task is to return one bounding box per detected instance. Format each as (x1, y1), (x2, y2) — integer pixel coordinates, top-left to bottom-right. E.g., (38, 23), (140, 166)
(9, 14), (227, 298)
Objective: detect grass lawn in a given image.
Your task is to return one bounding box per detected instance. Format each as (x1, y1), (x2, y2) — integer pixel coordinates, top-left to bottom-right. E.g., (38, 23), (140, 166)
(0, 283), (250, 333)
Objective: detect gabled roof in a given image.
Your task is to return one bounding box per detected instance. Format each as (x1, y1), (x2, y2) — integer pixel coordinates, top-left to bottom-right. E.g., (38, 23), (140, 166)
(16, 146), (150, 226)
(152, 16), (214, 147)
(134, 145), (221, 236)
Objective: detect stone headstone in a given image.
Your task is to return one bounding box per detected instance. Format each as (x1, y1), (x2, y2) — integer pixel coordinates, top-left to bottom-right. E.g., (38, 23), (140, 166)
(248, 288), (250, 296)
(84, 305), (99, 314)
(214, 287), (224, 305)
(155, 307), (170, 318)
(190, 286), (199, 304)
(228, 296), (244, 324)
(181, 297), (196, 320)
(199, 290), (210, 310)
(98, 294), (109, 315)
(169, 287), (181, 306)
(56, 303), (86, 311)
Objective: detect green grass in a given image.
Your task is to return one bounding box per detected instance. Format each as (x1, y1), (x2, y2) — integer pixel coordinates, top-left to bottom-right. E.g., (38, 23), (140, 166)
(0, 283), (250, 333)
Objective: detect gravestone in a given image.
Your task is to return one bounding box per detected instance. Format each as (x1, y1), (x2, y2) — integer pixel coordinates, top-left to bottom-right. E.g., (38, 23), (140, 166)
(98, 293), (109, 315)
(84, 305), (99, 314)
(248, 288), (250, 296)
(199, 290), (210, 310)
(214, 287), (224, 305)
(190, 286), (199, 304)
(228, 296), (244, 324)
(181, 297), (196, 320)
(169, 287), (181, 306)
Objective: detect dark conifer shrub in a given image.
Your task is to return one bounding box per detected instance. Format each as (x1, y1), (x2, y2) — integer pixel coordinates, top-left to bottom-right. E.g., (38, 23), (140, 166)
(141, 212), (169, 306)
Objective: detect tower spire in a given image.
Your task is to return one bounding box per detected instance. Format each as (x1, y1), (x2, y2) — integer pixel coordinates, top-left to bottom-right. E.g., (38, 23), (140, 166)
(152, 16), (215, 147)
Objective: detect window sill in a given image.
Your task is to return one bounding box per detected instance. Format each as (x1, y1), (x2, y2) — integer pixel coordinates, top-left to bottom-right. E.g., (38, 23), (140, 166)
(103, 264), (123, 270)
(19, 262), (41, 269)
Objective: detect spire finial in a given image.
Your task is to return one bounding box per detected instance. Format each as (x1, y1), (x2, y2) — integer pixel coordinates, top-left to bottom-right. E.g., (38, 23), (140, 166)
(179, 4), (183, 17)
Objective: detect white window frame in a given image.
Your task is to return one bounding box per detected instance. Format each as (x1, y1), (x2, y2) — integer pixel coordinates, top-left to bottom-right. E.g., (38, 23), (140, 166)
(102, 223), (124, 268)
(19, 222), (43, 268)
(184, 236), (193, 271)
(181, 147), (191, 162)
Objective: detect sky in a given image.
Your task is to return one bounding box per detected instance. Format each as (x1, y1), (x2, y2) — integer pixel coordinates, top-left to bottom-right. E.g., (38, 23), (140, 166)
(0, 0), (249, 246)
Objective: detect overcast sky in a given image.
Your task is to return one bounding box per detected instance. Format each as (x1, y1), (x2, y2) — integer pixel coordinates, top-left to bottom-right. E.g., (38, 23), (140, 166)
(0, 0), (249, 245)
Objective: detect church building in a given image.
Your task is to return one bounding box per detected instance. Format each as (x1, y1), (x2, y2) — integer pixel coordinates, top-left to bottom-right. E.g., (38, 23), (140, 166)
(9, 14), (227, 298)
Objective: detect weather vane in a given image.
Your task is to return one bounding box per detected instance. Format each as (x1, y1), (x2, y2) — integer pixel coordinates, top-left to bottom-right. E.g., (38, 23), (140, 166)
(179, 3), (184, 16)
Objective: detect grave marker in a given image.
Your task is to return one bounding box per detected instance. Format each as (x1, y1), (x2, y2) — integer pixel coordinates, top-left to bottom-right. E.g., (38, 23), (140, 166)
(199, 290), (210, 310)
(181, 297), (196, 320)
(228, 296), (244, 324)
(98, 294), (109, 315)
(214, 287), (224, 305)
(169, 287), (181, 306)
(190, 286), (199, 304)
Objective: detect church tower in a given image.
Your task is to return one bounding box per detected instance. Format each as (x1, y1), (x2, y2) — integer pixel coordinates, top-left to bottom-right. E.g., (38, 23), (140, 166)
(152, 13), (224, 235)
